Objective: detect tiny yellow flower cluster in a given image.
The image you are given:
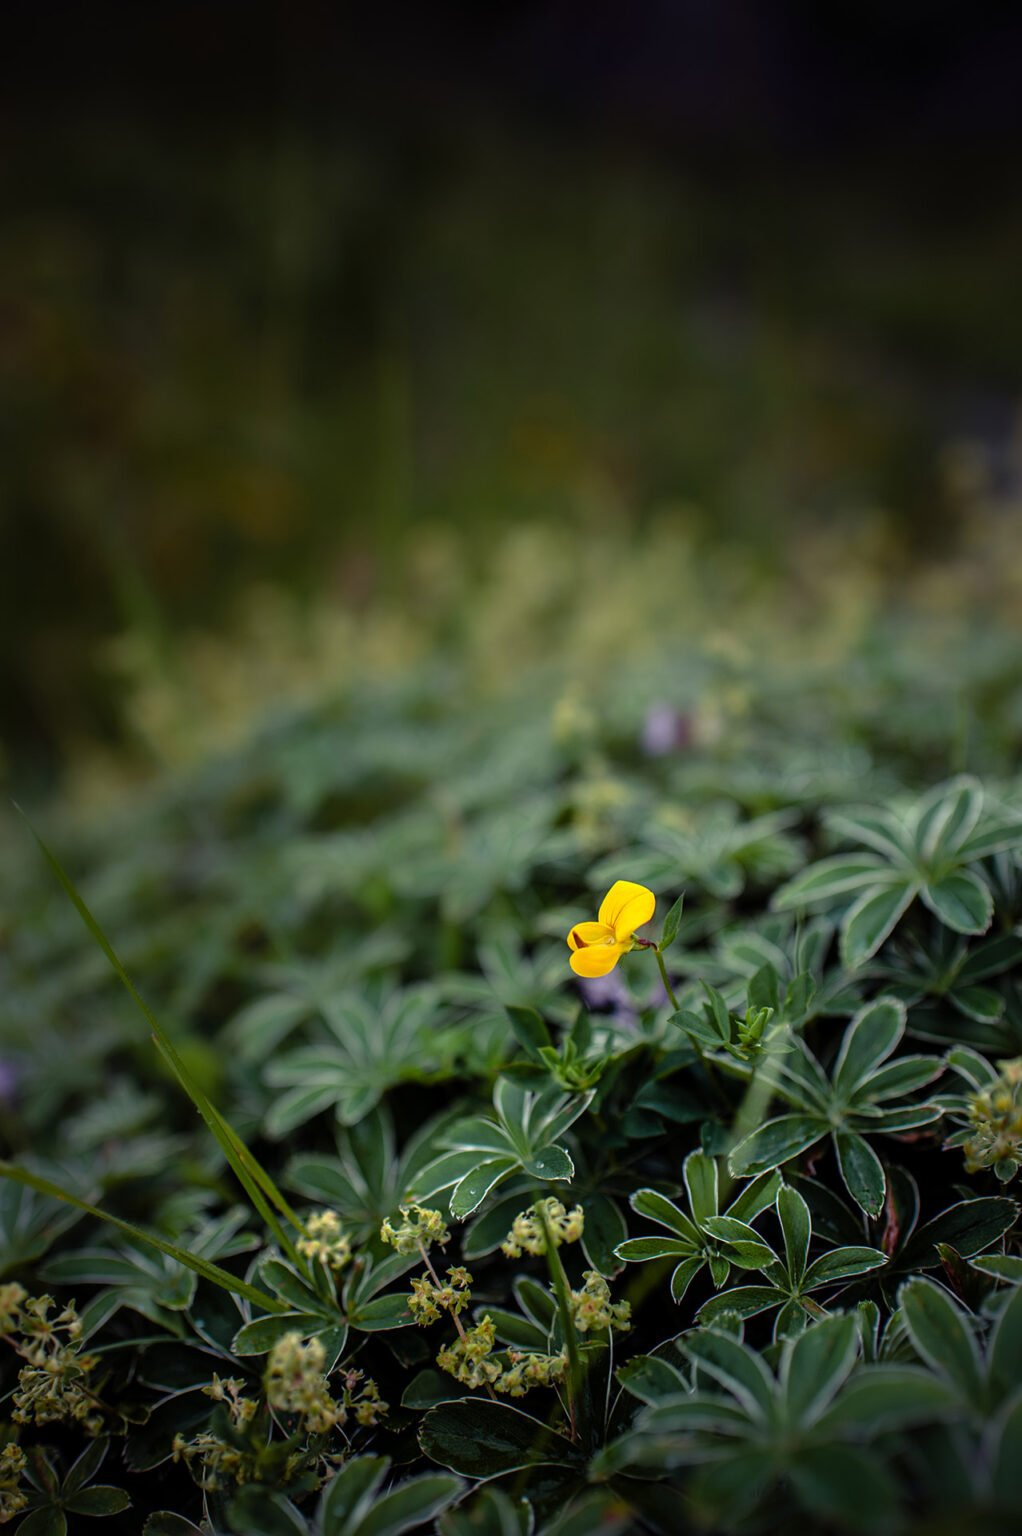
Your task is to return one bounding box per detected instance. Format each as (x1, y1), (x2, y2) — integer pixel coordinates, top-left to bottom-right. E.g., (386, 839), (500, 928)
(434, 1313), (568, 1398)
(264, 1333), (340, 1435)
(296, 1210), (353, 1271)
(437, 1316), (501, 1391)
(171, 1430), (263, 1492)
(172, 1374), (264, 1490)
(0, 1444), (28, 1525)
(1, 1288), (101, 1433)
(501, 1198), (585, 1258)
(497, 1348), (569, 1398)
(263, 1334), (387, 1437)
(965, 1059), (1022, 1178)
(408, 1266), (473, 1326)
(380, 1205), (450, 1256)
(569, 1271), (631, 1334)
(204, 1373), (257, 1426)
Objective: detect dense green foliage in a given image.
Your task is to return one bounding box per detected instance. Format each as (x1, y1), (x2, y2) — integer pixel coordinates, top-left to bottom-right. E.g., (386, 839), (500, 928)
(5, 609), (1022, 1535)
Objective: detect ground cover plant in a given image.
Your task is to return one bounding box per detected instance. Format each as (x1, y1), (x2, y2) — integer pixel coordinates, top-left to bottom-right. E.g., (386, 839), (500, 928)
(5, 594), (1022, 1534)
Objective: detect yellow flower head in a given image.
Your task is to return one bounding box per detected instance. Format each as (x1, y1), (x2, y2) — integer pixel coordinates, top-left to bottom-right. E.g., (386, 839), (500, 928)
(566, 880), (655, 977)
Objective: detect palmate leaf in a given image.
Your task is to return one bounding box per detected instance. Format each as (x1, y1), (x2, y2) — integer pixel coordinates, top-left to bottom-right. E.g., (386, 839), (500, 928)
(616, 1159), (781, 1302)
(698, 1183), (886, 1336)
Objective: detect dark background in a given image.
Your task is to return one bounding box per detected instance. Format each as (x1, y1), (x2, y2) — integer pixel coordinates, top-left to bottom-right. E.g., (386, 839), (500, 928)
(4, 1), (1022, 783)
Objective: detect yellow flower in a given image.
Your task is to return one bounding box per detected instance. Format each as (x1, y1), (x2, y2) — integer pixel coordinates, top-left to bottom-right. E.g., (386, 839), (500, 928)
(566, 880), (655, 977)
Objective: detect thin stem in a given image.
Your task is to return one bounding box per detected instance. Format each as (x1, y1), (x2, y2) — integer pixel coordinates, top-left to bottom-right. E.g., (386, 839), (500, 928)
(536, 1200), (582, 1443)
(418, 1241), (497, 1402)
(653, 945), (679, 1012)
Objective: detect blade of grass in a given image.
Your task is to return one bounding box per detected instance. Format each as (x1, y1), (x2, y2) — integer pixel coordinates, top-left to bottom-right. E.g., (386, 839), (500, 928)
(15, 807), (308, 1259)
(149, 1029), (306, 1267)
(0, 1163), (285, 1314)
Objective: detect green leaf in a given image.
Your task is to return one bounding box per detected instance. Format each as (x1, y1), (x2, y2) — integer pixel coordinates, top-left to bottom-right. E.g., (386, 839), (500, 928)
(0, 1163), (284, 1314)
(227, 1489), (308, 1536)
(687, 1450), (776, 1528)
(18, 1512), (68, 1536)
(783, 1314), (858, 1425)
(920, 868), (993, 936)
(777, 1185), (811, 1285)
(913, 776), (984, 863)
(682, 1150), (719, 1226)
(671, 1256), (706, 1301)
(350, 1292), (413, 1331)
(900, 1277), (984, 1406)
(681, 1328), (775, 1416)
(505, 1005), (552, 1061)
(450, 1158), (518, 1220)
(825, 807), (915, 863)
(616, 1355), (689, 1404)
(988, 1284), (1022, 1396)
(701, 1216), (778, 1269)
(726, 1169), (783, 1224)
(832, 998), (906, 1096)
(834, 1131), (886, 1218)
(615, 1236), (695, 1262)
(991, 1390), (1022, 1506)
(952, 985), (1005, 1023)
(659, 893), (684, 952)
(970, 1254), (1022, 1283)
(697, 1286), (782, 1324)
(802, 1246), (887, 1288)
(521, 1143), (574, 1181)
(259, 1258), (325, 1313)
(357, 1474), (465, 1536)
(437, 1488), (526, 1536)
(957, 808), (1022, 860)
(787, 1444), (898, 1531)
(629, 1187), (701, 1244)
(772, 854), (896, 910)
(143, 1518), (206, 1536)
(748, 963), (780, 1014)
(233, 1312), (330, 1355)
(701, 983), (732, 1043)
(580, 1193), (627, 1275)
(840, 879), (916, 968)
(900, 1196), (1019, 1267)
(63, 1487), (132, 1516)
(816, 1365), (959, 1434)
(862, 1055), (944, 1101)
(319, 1456), (390, 1534)
(419, 1398), (581, 1477)
(62, 1437), (109, 1497)
(728, 1115), (824, 1178)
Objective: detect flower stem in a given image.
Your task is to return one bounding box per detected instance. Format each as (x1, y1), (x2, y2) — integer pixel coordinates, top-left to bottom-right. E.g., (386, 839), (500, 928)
(653, 945), (679, 1012)
(536, 1199), (583, 1443)
(418, 1240), (497, 1402)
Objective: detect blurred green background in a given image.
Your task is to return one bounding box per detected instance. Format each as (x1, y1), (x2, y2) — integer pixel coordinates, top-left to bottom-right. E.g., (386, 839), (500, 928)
(4, 2), (1022, 797)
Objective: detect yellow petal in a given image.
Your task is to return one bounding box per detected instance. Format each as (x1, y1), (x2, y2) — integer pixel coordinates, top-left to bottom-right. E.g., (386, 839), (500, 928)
(598, 880), (656, 939)
(567, 921), (616, 951)
(569, 941), (626, 977)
